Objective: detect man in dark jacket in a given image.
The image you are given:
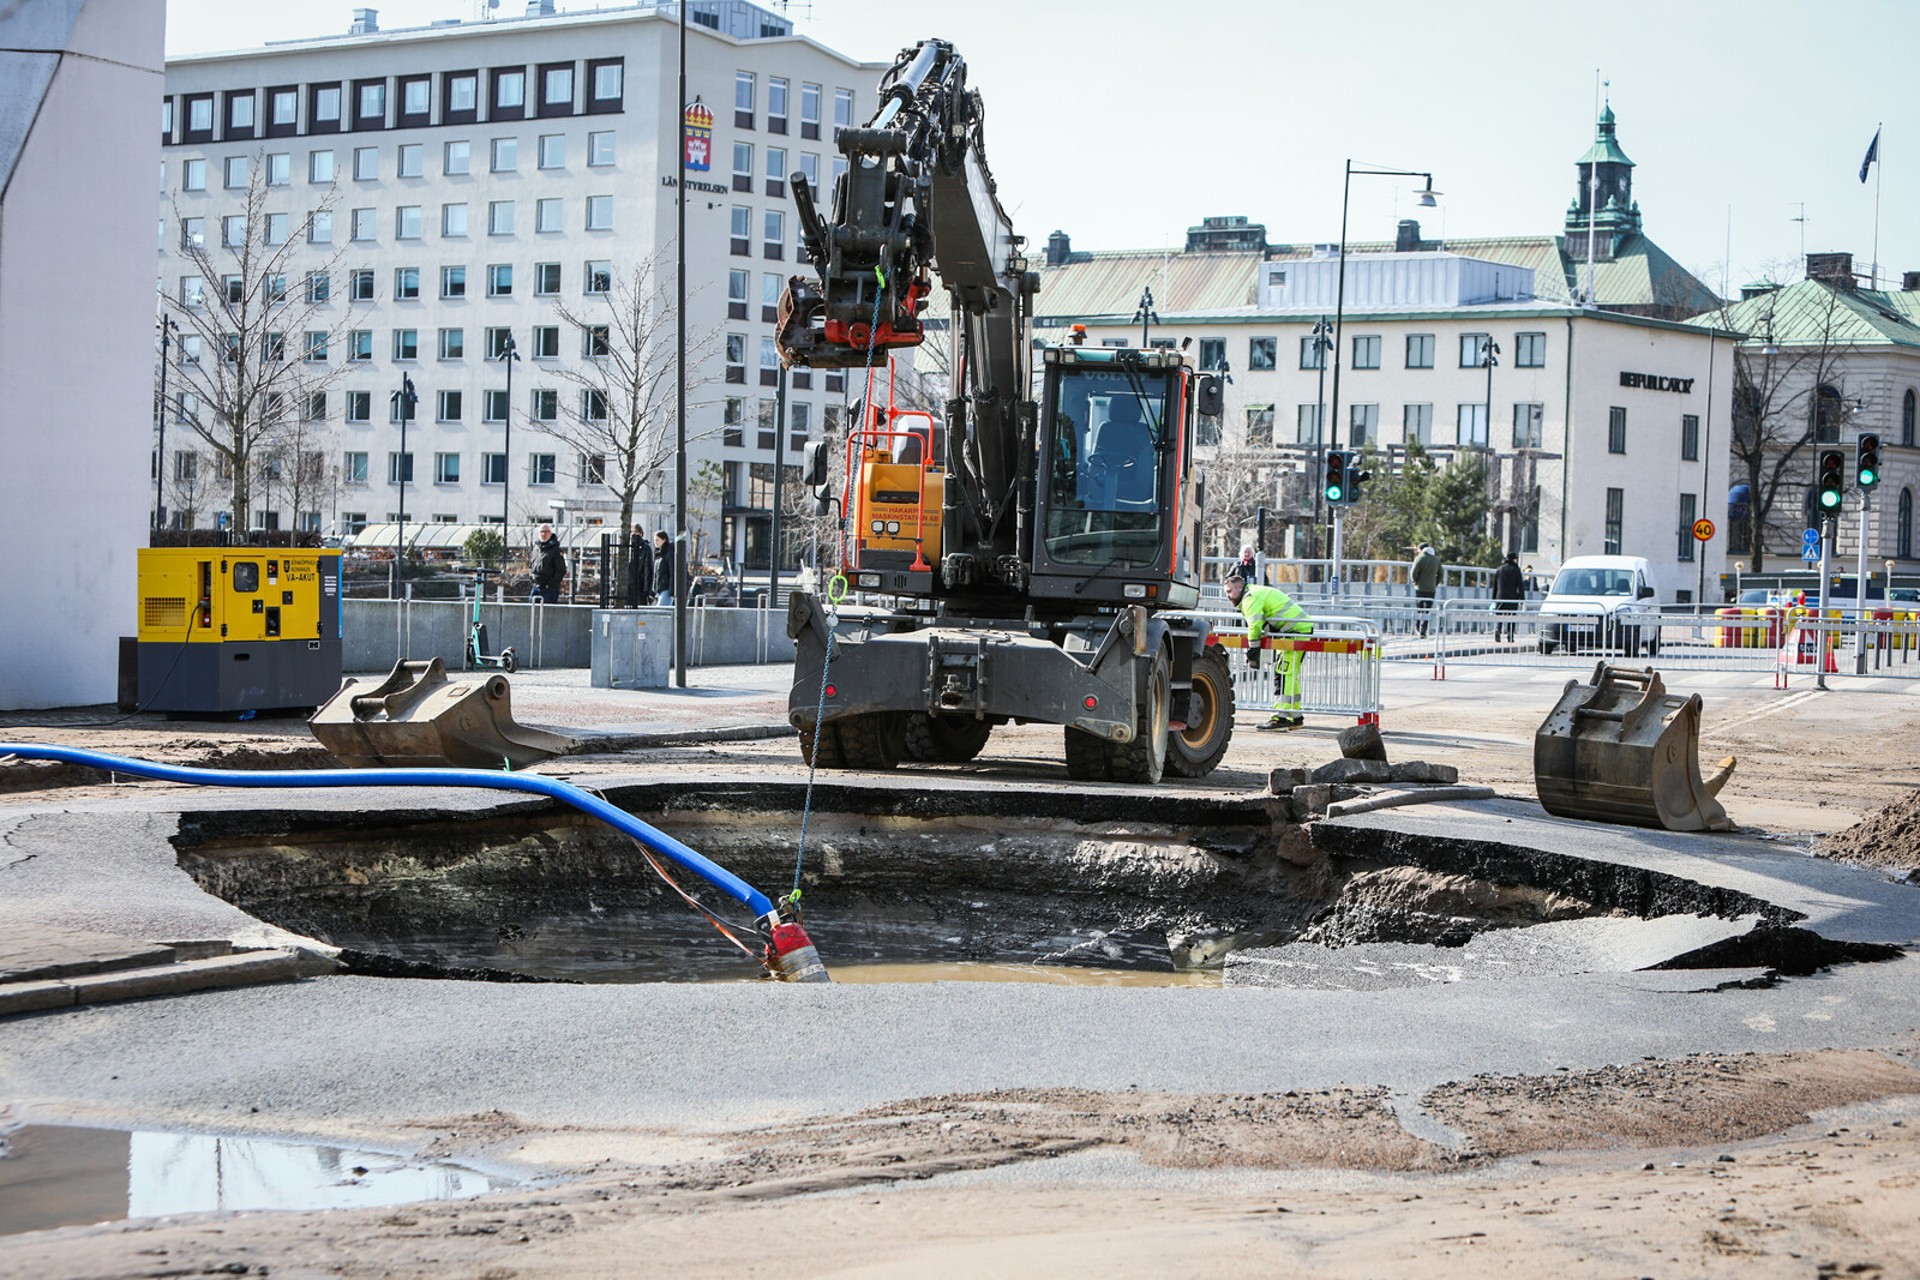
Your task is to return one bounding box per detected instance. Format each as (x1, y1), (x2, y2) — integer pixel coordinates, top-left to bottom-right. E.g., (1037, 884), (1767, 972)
(625, 525), (653, 606)
(1410, 544), (1441, 637)
(652, 530), (676, 608)
(1492, 551), (1525, 642)
(530, 524), (566, 604)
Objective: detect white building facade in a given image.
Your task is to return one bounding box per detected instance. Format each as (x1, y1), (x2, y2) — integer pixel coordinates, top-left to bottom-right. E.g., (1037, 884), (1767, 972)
(1062, 252), (1736, 603)
(0, 0), (163, 709)
(159, 2), (882, 568)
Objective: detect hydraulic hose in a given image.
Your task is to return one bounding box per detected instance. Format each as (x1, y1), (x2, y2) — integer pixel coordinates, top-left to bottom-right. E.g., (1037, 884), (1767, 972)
(2, 744), (774, 918)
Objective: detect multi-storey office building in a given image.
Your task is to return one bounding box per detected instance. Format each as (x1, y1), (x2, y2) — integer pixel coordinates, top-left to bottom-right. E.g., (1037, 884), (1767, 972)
(159, 1), (883, 569)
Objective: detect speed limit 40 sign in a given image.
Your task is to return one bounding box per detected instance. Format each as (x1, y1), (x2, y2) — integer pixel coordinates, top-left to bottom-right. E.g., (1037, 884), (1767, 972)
(1692, 517), (1716, 542)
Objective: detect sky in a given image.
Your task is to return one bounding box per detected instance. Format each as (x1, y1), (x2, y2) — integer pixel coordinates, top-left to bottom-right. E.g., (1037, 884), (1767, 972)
(164, 0), (1919, 294)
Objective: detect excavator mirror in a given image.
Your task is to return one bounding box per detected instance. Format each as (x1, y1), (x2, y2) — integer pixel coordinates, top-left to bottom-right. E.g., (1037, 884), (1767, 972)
(1196, 374), (1225, 419)
(802, 440), (830, 491)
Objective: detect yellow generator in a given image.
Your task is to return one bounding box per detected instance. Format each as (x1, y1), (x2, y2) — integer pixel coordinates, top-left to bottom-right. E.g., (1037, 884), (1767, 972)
(137, 547), (344, 714)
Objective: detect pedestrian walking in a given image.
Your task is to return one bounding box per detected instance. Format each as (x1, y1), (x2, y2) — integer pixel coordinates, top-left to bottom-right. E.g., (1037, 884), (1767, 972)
(625, 524), (653, 606)
(530, 524), (567, 604)
(1225, 574), (1313, 730)
(652, 530), (676, 608)
(1411, 543), (1440, 637)
(1492, 551), (1525, 642)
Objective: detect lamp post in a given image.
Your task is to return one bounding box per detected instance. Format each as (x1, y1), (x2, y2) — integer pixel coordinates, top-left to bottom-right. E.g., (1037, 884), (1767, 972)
(1309, 316), (1333, 563)
(1480, 336), (1500, 544)
(1132, 285), (1161, 348)
(390, 374), (417, 594)
(497, 333), (519, 555)
(153, 317), (179, 541)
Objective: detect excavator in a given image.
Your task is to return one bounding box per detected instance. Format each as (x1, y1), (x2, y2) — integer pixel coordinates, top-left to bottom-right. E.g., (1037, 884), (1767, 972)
(776, 38), (1232, 784)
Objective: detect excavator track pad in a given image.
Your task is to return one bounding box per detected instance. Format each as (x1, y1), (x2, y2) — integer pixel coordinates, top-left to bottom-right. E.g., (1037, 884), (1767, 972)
(1533, 662), (1734, 833)
(309, 658), (575, 771)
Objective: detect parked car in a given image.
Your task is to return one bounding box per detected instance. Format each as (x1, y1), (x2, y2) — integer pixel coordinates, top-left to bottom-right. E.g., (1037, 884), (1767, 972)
(1539, 555), (1661, 656)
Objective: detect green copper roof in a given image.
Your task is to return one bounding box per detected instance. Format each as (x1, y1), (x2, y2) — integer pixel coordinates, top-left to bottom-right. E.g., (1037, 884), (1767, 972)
(1690, 276), (1920, 350)
(1578, 105), (1634, 168)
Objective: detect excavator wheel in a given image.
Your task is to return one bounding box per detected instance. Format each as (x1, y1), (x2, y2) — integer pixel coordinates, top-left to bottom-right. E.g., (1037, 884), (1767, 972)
(836, 711), (907, 770)
(797, 721), (846, 769)
(1063, 728), (1111, 782)
(1166, 647), (1234, 778)
(1102, 650), (1170, 785)
(904, 713), (993, 763)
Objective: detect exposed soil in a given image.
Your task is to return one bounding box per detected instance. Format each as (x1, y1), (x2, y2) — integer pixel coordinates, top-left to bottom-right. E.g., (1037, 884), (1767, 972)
(6, 1048), (1919, 1278)
(1819, 790), (1920, 876)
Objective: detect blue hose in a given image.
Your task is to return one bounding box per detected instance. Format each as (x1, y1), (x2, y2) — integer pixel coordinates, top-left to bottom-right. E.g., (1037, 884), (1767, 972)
(3, 744), (775, 919)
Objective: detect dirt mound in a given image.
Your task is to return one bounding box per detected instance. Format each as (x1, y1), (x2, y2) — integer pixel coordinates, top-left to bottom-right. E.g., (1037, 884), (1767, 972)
(1819, 791), (1920, 874)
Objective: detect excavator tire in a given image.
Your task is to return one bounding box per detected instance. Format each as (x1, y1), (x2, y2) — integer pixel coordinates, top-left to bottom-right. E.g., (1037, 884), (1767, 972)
(796, 721), (846, 769)
(1103, 650), (1169, 785)
(837, 711), (907, 770)
(904, 713), (993, 763)
(1063, 728), (1110, 782)
(1166, 647), (1234, 778)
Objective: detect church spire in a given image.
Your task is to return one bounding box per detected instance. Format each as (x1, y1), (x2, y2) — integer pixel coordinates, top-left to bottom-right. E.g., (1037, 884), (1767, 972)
(1566, 99), (1642, 258)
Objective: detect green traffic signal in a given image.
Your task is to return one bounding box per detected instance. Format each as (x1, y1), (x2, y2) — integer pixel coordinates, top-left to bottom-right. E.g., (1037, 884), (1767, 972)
(1816, 448), (1846, 510)
(1324, 450), (1348, 503)
(1857, 433), (1881, 489)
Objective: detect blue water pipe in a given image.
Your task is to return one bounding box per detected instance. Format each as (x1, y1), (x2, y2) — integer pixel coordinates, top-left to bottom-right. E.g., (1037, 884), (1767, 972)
(3, 744), (773, 918)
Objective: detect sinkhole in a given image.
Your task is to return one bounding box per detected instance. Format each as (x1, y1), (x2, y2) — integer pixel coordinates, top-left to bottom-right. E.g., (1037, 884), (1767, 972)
(167, 779), (1895, 986)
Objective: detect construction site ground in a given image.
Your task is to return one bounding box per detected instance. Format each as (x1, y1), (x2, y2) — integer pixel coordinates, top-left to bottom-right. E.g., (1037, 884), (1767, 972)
(2, 660), (1918, 1277)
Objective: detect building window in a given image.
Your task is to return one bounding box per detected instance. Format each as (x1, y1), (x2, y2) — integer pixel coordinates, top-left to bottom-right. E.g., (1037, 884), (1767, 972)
(349, 269), (375, 302)
(1196, 338), (1226, 372)
(1401, 333), (1433, 369)
(445, 72), (478, 119)
(181, 158), (206, 191)
(583, 325), (610, 358)
(1492, 400), (1539, 451)
(727, 269), (749, 320)
(797, 151), (819, 198)
(531, 388), (558, 422)
(493, 68), (526, 117)
(724, 397), (746, 447)
(768, 76), (789, 133)
(487, 264), (512, 297)
(580, 389), (608, 422)
(355, 79), (387, 129)
(730, 206), (751, 256)
(584, 260), (611, 294)
(735, 70), (755, 129)
(444, 140), (470, 175)
(585, 195), (612, 231)
(587, 131), (614, 166)
(531, 326), (559, 358)
(308, 149), (334, 183)
(1680, 413), (1700, 461)
(392, 329), (418, 361)
(1516, 331), (1547, 368)
(266, 152), (290, 186)
(344, 392), (370, 423)
(1404, 403), (1432, 446)
(439, 327), (464, 359)
(481, 453), (506, 486)
(1295, 404), (1323, 446)
(390, 266), (419, 301)
(1350, 403), (1378, 448)
(765, 145), (787, 198)
(221, 215), (246, 247)
(1904, 389), (1916, 447)
(490, 137), (517, 172)
(833, 87), (854, 130)
(800, 81), (822, 139)
(269, 88), (297, 129)
(534, 262), (561, 295)
(1814, 384), (1845, 443)
(1899, 487), (1913, 558)
(1298, 335), (1325, 370)
(304, 332), (328, 362)
(349, 208), (375, 241)
(538, 134), (565, 169)
(1352, 335), (1381, 370)
(343, 451), (369, 483)
(263, 213), (289, 245)
(387, 452), (414, 484)
(488, 200), (515, 235)
(350, 146), (377, 181)
(1246, 405), (1274, 448)
(401, 76), (430, 120)
(758, 336), (779, 386)
(1608, 405), (1627, 453)
(306, 271), (330, 303)
(1604, 487), (1624, 554)
(726, 333), (746, 384)
(310, 85), (341, 132)
(224, 155), (248, 188)
(529, 453), (556, 486)
(535, 198), (562, 234)
(396, 142), (422, 178)
(579, 453), (607, 485)
(428, 452), (458, 484)
(589, 59), (623, 109)
(304, 391), (326, 422)
(395, 206), (422, 239)
(441, 265), (466, 298)
(541, 63), (574, 113)
(483, 390), (508, 422)
(762, 272), (783, 323)
(756, 398), (777, 450)
(437, 390), (462, 421)
(1457, 403), (1488, 448)
(1459, 333), (1489, 368)
(485, 327), (513, 359)
(1677, 492), (1697, 562)
(348, 329), (372, 361)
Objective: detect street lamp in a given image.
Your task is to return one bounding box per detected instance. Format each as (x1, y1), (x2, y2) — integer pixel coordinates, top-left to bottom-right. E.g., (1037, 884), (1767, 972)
(153, 316), (179, 541)
(497, 333), (520, 551)
(1132, 285), (1161, 348)
(1309, 316), (1333, 560)
(390, 373), (417, 591)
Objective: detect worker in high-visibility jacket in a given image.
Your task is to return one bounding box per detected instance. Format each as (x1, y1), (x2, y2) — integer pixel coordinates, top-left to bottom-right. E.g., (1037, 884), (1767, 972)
(1225, 575), (1313, 729)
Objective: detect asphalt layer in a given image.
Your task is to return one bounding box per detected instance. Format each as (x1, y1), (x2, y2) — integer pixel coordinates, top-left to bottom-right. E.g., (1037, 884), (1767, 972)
(2, 663), (1918, 1163)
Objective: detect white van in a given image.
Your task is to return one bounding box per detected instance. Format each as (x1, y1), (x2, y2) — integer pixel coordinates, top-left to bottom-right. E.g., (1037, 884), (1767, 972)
(1539, 555), (1661, 656)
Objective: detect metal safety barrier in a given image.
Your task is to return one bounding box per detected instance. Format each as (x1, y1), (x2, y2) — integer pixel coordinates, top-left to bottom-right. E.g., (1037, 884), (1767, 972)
(1197, 611), (1383, 724)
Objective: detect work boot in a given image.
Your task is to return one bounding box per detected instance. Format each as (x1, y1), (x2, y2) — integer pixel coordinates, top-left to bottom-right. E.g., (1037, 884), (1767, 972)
(1261, 713), (1304, 731)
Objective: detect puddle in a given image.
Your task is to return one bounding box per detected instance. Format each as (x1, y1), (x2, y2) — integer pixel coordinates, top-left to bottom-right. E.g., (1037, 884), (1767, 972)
(0, 1126), (504, 1238)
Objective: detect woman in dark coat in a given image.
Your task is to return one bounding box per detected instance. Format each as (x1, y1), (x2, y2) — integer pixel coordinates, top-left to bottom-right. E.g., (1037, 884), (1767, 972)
(625, 525), (653, 605)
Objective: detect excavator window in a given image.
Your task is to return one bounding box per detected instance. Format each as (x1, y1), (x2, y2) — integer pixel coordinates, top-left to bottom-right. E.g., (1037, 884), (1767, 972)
(1043, 366), (1171, 566)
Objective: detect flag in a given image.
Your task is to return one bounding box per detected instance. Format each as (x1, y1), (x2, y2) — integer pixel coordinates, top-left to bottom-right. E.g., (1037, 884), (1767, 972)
(1860, 126), (1880, 183)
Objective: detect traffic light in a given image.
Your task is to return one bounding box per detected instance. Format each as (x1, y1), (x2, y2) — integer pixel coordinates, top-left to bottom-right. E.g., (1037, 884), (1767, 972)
(1324, 450), (1349, 503)
(1344, 456), (1371, 504)
(1857, 433), (1882, 489)
(1816, 448), (1846, 513)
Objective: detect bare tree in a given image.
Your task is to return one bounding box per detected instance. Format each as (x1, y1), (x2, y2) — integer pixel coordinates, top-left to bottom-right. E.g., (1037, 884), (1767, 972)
(1722, 283), (1856, 570)
(164, 447), (214, 531)
(161, 160), (359, 532)
(258, 410), (335, 538)
(541, 252), (724, 542)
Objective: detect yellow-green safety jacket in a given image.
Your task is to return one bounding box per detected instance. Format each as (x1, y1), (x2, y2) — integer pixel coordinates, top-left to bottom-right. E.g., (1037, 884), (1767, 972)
(1238, 583), (1313, 644)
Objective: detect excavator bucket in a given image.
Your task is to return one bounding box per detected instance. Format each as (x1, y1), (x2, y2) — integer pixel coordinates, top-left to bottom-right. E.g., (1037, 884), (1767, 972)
(1533, 662), (1734, 833)
(309, 658), (575, 771)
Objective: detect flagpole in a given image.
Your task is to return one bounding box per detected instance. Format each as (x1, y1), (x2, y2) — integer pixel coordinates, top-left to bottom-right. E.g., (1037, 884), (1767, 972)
(1871, 122), (1883, 289)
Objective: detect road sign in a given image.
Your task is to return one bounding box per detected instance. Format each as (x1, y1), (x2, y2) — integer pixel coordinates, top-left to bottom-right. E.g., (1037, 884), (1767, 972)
(1691, 517), (1715, 543)
(1802, 527), (1822, 563)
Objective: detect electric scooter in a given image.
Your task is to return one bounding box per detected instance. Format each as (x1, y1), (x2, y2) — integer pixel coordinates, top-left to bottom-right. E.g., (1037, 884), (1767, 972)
(464, 568), (517, 673)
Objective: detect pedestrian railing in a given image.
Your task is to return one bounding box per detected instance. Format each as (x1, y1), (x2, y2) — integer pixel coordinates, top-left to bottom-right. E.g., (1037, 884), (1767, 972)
(1195, 610), (1384, 725)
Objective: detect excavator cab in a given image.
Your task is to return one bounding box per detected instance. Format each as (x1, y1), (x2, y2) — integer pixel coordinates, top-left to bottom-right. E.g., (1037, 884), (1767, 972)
(1030, 345), (1203, 610)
